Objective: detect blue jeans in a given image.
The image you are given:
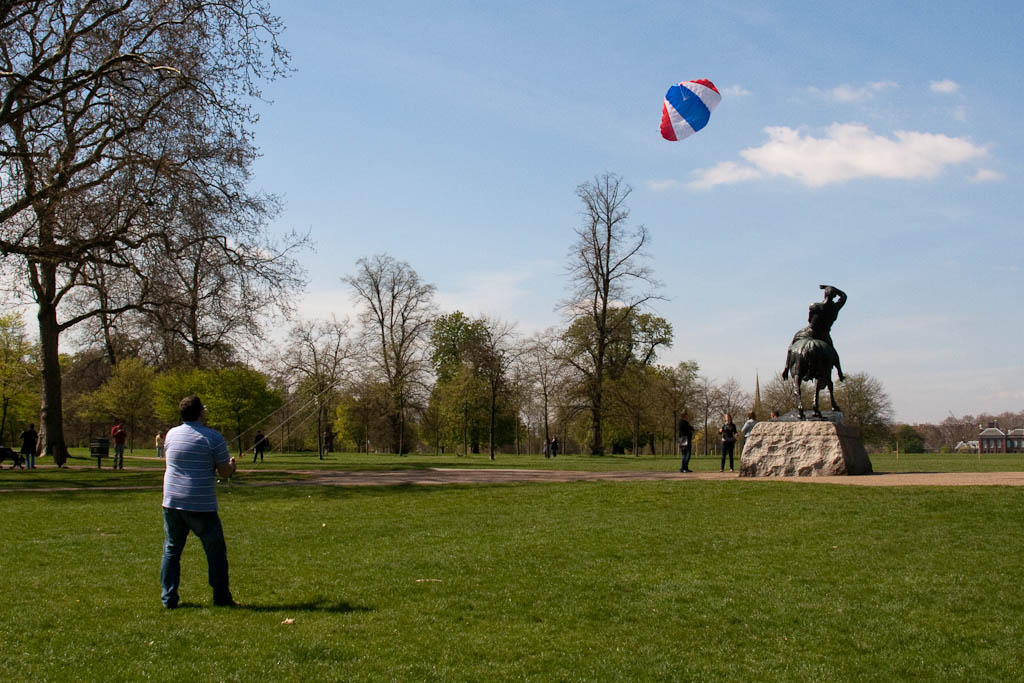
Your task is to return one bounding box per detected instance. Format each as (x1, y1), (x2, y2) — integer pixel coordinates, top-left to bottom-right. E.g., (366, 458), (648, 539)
(23, 451), (35, 468)
(679, 443), (692, 471)
(161, 508), (233, 607)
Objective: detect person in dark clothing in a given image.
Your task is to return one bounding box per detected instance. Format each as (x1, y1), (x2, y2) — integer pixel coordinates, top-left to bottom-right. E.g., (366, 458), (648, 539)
(677, 412), (694, 473)
(253, 431), (269, 463)
(20, 424), (38, 469)
(549, 437), (559, 458)
(719, 414), (738, 472)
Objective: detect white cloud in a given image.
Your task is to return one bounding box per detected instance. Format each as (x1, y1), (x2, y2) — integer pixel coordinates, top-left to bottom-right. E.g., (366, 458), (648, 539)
(647, 179), (683, 192)
(813, 81), (898, 103)
(689, 123), (988, 189)
(687, 161), (763, 190)
(722, 84), (752, 97)
(969, 168), (1006, 183)
(930, 79), (960, 94)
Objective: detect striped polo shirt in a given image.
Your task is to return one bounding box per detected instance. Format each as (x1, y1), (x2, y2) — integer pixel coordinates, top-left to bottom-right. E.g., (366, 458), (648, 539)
(162, 421), (231, 512)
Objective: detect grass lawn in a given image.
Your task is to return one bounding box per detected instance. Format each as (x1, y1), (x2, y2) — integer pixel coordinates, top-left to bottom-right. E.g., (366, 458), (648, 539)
(1, 476), (1022, 681)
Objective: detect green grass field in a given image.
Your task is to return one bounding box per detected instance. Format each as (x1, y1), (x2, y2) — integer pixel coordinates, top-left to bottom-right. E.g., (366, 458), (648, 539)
(2, 456), (1023, 681)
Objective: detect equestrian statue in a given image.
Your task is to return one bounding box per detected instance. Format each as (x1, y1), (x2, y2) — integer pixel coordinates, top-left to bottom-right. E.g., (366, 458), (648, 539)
(782, 285), (846, 419)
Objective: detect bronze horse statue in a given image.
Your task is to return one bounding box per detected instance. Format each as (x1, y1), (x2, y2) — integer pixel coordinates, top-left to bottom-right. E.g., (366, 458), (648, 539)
(782, 285), (846, 419)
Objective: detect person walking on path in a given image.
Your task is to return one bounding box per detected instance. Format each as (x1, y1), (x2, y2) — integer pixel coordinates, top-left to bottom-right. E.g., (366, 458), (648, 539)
(677, 412), (695, 473)
(155, 431), (165, 459)
(160, 395), (238, 609)
(111, 421), (127, 469)
(253, 431), (269, 463)
(19, 423), (38, 469)
(719, 414), (738, 472)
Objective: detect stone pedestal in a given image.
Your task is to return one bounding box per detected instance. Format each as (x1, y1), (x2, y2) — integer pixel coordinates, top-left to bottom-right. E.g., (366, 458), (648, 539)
(739, 420), (872, 477)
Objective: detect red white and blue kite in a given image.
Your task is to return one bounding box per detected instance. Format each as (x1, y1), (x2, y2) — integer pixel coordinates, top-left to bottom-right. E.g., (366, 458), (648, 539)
(660, 79), (720, 142)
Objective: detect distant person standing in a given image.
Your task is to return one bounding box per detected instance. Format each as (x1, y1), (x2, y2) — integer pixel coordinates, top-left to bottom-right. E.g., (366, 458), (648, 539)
(550, 437), (559, 458)
(111, 421), (127, 469)
(677, 412), (694, 473)
(741, 411), (757, 439)
(160, 395), (237, 609)
(253, 431), (269, 463)
(719, 414), (738, 472)
(20, 423), (38, 469)
(155, 430), (165, 459)
(543, 438), (551, 459)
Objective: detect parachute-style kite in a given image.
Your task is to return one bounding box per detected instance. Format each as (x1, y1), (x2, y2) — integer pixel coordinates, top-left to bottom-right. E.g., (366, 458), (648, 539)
(660, 79), (720, 142)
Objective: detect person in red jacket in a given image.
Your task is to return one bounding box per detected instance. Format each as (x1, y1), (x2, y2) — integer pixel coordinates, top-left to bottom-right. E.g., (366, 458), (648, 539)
(111, 421), (127, 470)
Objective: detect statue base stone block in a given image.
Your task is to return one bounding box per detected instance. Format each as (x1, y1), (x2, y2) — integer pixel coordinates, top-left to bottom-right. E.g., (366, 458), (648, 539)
(739, 420), (872, 477)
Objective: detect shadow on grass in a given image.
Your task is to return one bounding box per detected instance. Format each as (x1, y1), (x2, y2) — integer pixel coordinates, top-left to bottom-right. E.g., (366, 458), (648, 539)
(171, 599), (373, 613)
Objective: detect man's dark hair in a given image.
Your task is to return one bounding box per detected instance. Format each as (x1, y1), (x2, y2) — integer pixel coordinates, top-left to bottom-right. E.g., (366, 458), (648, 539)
(179, 395), (204, 422)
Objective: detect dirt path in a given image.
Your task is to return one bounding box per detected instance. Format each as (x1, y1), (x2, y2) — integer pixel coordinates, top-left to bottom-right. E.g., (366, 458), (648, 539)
(266, 468), (1024, 488)
(3, 468), (1024, 494)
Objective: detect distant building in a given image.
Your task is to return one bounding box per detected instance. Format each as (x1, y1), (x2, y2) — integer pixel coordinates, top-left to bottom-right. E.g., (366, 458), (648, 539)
(1009, 428), (1024, 453)
(977, 424), (1024, 453)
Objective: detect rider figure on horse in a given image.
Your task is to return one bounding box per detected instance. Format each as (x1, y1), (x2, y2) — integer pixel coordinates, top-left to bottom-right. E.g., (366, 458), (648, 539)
(784, 285), (846, 382)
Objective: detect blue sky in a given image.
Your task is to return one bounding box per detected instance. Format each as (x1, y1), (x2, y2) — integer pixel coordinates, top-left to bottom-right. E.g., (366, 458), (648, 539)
(249, 1), (1023, 424)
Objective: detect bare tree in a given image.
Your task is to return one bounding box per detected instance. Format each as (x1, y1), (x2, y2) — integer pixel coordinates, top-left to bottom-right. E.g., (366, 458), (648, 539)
(343, 254), (435, 454)
(717, 378), (751, 421)
(523, 329), (564, 454)
(0, 1), (289, 463)
(562, 173), (661, 455)
(277, 317), (351, 458)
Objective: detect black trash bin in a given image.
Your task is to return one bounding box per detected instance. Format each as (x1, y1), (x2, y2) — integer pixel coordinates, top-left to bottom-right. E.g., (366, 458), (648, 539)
(89, 438), (109, 469)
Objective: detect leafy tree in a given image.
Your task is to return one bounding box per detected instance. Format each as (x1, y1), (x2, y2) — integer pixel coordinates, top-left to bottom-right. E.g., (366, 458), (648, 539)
(429, 312), (489, 454)
(890, 424), (925, 453)
(654, 361), (700, 453)
(335, 380), (391, 453)
(202, 367), (282, 456)
(0, 312), (39, 446)
(602, 312), (672, 455)
(0, 0), (290, 464)
(83, 358), (155, 451)
(561, 174), (661, 454)
(832, 373), (893, 447)
(153, 368), (208, 425)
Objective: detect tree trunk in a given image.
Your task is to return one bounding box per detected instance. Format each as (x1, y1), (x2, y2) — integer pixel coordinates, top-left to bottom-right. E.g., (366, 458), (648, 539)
(37, 290), (69, 466)
(590, 386), (603, 455)
(0, 396), (9, 446)
(590, 353), (605, 455)
(488, 386), (497, 460)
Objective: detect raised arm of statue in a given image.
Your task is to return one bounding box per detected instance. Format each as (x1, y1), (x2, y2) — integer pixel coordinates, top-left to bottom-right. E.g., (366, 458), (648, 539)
(819, 285), (846, 311)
